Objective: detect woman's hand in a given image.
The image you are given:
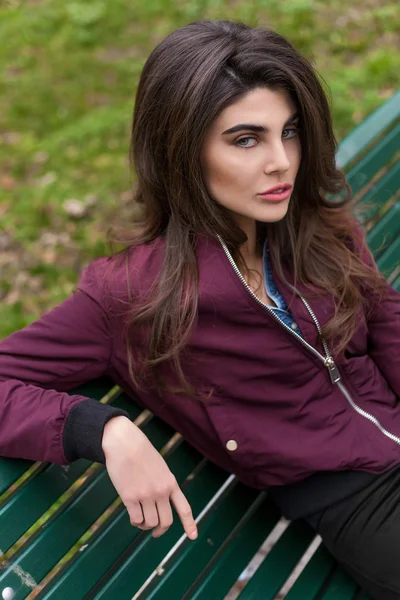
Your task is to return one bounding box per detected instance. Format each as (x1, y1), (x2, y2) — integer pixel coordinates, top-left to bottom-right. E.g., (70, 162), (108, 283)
(101, 416), (198, 540)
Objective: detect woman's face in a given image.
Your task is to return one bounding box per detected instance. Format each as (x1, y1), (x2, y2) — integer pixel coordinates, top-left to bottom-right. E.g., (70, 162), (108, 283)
(201, 87), (301, 229)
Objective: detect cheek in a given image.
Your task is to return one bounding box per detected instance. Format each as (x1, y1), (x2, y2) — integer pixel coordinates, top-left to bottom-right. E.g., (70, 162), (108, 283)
(290, 140), (302, 170)
(205, 153), (245, 190)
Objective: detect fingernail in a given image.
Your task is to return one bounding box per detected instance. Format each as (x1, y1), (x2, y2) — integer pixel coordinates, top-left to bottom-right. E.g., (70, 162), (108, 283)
(189, 529), (198, 539)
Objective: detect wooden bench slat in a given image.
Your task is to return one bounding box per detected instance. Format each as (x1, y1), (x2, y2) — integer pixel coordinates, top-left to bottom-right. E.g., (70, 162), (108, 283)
(0, 416), (179, 599)
(38, 442), (204, 600)
(336, 89), (400, 170)
(183, 495), (281, 600)
(317, 568), (359, 599)
(66, 376), (119, 403)
(235, 520), (315, 599)
(132, 487), (270, 600)
(84, 466), (243, 599)
(0, 467), (115, 599)
(0, 379), (122, 542)
(0, 459), (35, 497)
(0, 460), (91, 553)
(376, 235), (400, 280)
(284, 544), (336, 600)
(366, 202), (400, 259)
(109, 393), (143, 415)
(346, 123), (400, 198)
(355, 161), (400, 224)
(0, 395), (143, 555)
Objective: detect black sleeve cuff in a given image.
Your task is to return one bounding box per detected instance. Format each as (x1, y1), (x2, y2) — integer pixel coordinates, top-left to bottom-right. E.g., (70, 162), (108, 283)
(63, 399), (130, 464)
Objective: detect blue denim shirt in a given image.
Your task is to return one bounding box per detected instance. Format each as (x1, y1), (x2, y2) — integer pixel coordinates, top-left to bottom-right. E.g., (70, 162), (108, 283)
(263, 239), (303, 338)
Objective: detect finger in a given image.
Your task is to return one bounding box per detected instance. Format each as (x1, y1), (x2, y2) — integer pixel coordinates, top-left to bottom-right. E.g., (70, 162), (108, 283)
(170, 488), (197, 539)
(152, 498), (173, 538)
(138, 500), (159, 530)
(128, 501), (145, 527)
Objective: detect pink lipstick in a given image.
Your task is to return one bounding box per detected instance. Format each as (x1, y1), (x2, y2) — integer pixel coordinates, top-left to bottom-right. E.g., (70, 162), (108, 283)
(258, 184), (292, 202)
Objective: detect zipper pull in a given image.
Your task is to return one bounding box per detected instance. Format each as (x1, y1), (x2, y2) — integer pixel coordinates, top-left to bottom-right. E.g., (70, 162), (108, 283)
(324, 357), (341, 384)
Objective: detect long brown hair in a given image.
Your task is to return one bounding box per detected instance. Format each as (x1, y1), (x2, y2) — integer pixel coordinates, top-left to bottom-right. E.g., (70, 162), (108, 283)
(105, 19), (388, 399)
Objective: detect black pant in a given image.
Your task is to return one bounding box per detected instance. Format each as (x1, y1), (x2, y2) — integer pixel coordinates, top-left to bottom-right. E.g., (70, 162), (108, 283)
(304, 466), (400, 599)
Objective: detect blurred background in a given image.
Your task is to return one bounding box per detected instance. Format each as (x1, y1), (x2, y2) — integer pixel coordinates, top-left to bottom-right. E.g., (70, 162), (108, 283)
(0, 0), (399, 339)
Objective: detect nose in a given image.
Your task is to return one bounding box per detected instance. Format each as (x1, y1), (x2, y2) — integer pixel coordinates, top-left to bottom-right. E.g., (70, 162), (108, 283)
(264, 140), (291, 174)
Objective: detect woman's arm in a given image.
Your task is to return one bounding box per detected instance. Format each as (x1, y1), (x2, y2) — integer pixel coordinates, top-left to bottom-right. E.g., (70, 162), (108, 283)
(0, 259), (129, 465)
(0, 263), (198, 540)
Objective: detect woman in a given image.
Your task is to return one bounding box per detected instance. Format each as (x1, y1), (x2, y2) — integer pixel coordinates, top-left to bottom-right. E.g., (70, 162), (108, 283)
(1, 19), (399, 598)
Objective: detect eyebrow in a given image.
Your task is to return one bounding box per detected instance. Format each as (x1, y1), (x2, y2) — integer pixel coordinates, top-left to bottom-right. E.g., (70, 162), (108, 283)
(222, 111), (300, 135)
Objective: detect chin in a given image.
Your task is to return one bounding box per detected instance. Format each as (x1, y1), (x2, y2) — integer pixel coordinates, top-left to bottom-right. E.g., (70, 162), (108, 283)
(257, 204), (289, 223)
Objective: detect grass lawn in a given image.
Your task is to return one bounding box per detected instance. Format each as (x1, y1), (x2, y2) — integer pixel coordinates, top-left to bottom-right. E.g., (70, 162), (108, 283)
(1, 0), (399, 337)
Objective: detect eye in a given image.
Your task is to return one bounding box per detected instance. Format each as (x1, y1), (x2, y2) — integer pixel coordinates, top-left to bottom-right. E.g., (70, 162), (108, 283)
(234, 127), (299, 149)
(282, 127), (299, 139)
(234, 136), (257, 148)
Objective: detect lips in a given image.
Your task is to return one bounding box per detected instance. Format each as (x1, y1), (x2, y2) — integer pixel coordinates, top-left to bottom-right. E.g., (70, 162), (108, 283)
(259, 183), (292, 195)
(259, 188), (292, 202)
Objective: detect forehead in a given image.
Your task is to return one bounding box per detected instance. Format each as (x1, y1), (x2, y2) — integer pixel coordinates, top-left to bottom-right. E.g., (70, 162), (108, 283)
(211, 87), (297, 131)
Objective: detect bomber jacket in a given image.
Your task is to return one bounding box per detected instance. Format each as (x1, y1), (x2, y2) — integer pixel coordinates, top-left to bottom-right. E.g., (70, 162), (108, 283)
(0, 227), (399, 519)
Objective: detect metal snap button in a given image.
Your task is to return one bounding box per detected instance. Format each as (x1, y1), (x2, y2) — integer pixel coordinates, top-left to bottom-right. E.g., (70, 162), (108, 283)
(226, 439), (238, 451)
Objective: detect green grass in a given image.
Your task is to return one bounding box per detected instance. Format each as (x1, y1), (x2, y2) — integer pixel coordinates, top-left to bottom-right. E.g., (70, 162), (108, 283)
(1, 0), (399, 337)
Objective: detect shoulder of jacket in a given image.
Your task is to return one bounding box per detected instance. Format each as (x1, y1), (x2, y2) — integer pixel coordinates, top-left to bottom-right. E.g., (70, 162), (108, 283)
(78, 237), (166, 312)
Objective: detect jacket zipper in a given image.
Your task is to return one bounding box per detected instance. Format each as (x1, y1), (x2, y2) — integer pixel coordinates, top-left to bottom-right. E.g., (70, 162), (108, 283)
(218, 236), (400, 447)
(301, 294), (400, 445)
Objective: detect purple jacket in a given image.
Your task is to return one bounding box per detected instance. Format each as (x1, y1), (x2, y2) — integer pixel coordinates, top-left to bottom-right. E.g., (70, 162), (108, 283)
(1, 230), (400, 491)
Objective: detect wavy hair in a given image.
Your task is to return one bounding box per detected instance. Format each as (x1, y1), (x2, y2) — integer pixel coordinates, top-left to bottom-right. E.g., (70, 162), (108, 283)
(105, 19), (388, 399)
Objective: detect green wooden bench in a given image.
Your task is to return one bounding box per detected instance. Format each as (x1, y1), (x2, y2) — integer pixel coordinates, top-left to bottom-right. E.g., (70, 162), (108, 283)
(0, 89), (399, 600)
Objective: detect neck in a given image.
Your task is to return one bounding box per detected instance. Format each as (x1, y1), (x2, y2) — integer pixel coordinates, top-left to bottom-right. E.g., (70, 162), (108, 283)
(239, 221), (264, 264)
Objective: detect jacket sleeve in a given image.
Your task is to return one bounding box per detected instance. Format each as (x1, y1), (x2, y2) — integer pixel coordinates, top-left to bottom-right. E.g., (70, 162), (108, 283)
(0, 258), (129, 465)
(353, 225), (400, 399)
